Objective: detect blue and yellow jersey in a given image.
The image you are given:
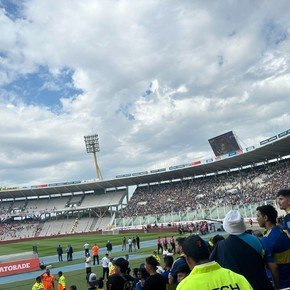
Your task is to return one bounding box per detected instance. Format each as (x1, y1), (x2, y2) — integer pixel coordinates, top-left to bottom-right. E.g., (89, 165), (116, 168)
(262, 225), (290, 289)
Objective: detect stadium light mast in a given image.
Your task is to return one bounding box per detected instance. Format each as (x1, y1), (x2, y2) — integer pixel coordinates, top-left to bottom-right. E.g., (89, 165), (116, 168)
(84, 134), (103, 180)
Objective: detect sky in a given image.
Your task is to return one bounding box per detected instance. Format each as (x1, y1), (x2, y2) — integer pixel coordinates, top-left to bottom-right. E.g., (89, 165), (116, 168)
(0, 0), (290, 187)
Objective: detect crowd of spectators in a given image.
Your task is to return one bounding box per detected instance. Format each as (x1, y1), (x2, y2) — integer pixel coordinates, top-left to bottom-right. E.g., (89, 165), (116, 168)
(0, 220), (41, 240)
(118, 159), (290, 217)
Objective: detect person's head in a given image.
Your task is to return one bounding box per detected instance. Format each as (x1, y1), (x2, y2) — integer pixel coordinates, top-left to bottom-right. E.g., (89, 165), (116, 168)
(88, 272), (97, 287)
(256, 204), (278, 228)
(223, 210), (246, 235)
(69, 286), (77, 290)
(36, 276), (41, 283)
(182, 235), (210, 270)
(114, 257), (129, 274)
(57, 271), (63, 278)
(133, 267), (139, 278)
(152, 250), (157, 256)
(105, 253), (109, 257)
(276, 189), (290, 211)
(176, 264), (191, 283)
(211, 234), (225, 246)
(163, 255), (174, 269)
(175, 237), (186, 254)
(97, 277), (104, 288)
(138, 267), (150, 281)
(145, 256), (159, 274)
(45, 268), (51, 275)
(125, 254), (129, 260)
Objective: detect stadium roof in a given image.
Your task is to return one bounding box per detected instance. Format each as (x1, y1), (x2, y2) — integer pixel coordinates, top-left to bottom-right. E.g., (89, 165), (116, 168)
(1, 135), (290, 199)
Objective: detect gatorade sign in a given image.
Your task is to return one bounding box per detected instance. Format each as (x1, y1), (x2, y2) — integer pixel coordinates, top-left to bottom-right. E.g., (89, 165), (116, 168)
(0, 258), (39, 277)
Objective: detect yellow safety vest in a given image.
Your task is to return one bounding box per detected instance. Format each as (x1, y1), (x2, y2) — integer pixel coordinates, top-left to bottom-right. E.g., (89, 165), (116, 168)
(177, 261), (253, 290)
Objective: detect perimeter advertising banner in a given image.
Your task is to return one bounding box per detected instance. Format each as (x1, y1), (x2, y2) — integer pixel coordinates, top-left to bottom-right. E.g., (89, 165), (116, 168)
(0, 252), (39, 277)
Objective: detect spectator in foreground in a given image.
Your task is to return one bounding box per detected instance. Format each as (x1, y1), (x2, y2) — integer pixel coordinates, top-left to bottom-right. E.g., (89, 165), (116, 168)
(276, 189), (290, 238)
(177, 234), (253, 290)
(87, 272), (97, 290)
(144, 256), (166, 290)
(136, 267), (150, 290)
(97, 277), (104, 290)
(176, 264), (190, 283)
(210, 210), (273, 290)
(256, 204), (290, 289)
(107, 257), (135, 290)
(169, 237), (187, 286)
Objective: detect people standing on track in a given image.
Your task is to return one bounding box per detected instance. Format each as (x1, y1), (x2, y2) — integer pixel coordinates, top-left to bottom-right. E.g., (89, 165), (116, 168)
(101, 253), (110, 280)
(66, 245), (73, 261)
(57, 271), (67, 290)
(157, 237), (163, 254)
(136, 235), (140, 249)
(106, 240), (113, 255)
(92, 243), (100, 265)
(85, 252), (92, 277)
(57, 245), (63, 262)
(128, 237), (133, 253)
(162, 236), (168, 251)
(170, 236), (176, 254)
(83, 242), (90, 255)
(122, 236), (127, 251)
(132, 236), (137, 251)
(40, 268), (54, 290)
(32, 276), (44, 290)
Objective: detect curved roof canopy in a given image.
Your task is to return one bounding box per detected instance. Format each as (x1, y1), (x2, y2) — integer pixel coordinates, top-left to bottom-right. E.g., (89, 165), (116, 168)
(1, 135), (290, 199)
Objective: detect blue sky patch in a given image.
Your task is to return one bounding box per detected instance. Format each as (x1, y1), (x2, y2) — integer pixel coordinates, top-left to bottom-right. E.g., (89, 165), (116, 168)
(116, 104), (135, 121)
(3, 66), (83, 108)
(0, 0), (25, 20)
(263, 20), (288, 46)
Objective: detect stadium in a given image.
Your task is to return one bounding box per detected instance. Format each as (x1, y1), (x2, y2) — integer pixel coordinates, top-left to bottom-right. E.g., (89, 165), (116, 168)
(1, 129), (290, 235)
(0, 128), (290, 289)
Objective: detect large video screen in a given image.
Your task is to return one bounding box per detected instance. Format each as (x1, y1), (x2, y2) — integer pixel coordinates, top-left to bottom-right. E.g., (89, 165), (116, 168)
(208, 131), (241, 157)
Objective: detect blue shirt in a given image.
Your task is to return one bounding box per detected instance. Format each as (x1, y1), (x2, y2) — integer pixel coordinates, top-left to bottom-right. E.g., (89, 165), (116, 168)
(283, 212), (290, 234)
(262, 226), (290, 289)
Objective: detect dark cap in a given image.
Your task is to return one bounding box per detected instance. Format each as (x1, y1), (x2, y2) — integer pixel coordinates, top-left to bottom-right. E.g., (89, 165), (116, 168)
(114, 257), (129, 273)
(182, 235), (210, 262)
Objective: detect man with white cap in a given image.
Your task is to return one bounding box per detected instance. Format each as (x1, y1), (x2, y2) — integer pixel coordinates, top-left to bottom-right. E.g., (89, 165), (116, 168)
(210, 210), (273, 290)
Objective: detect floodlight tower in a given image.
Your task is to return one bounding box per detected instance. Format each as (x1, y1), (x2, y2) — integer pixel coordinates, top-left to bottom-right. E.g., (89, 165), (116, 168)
(84, 134), (103, 180)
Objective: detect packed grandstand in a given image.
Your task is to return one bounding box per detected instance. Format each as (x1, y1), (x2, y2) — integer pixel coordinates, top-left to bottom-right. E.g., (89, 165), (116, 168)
(0, 129), (290, 241)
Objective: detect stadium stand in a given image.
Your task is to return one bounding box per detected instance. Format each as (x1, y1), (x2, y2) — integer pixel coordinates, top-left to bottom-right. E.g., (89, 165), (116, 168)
(0, 132), (290, 240)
